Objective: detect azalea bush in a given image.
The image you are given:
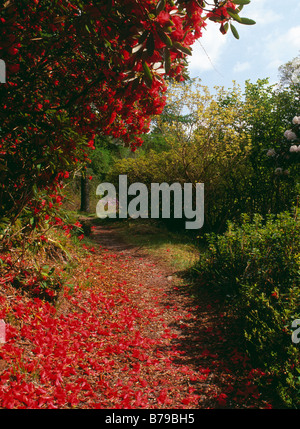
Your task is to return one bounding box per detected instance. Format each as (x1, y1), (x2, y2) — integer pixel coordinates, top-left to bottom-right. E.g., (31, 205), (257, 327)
(0, 0), (254, 232)
(193, 210), (300, 407)
(0, 2), (258, 312)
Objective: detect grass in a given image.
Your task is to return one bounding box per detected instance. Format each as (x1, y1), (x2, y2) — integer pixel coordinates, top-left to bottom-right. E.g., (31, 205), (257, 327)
(80, 216), (202, 272)
(62, 181), (203, 273)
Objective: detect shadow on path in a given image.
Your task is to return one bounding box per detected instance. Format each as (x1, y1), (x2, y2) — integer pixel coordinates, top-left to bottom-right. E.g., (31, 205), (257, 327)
(80, 217), (276, 409)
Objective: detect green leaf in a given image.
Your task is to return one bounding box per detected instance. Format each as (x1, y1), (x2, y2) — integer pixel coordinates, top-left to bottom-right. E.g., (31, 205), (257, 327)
(156, 0), (166, 15)
(32, 183), (38, 195)
(233, 0), (251, 5)
(240, 17), (256, 25)
(227, 10), (243, 23)
(146, 33), (155, 57)
(138, 30), (149, 45)
(164, 25), (173, 33)
(230, 23), (240, 39)
(173, 42), (192, 56)
(157, 29), (173, 48)
(164, 48), (171, 73)
(142, 61), (153, 87)
(220, 22), (229, 35)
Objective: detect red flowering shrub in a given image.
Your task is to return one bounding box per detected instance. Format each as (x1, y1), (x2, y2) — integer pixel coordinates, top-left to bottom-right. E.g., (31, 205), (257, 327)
(0, 0), (254, 231)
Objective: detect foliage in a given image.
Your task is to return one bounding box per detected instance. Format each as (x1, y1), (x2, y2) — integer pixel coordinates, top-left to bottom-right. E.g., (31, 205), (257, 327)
(139, 128), (173, 155)
(193, 210), (300, 407)
(278, 53), (300, 89)
(107, 77), (299, 233)
(0, 0), (254, 236)
(240, 79), (299, 214)
(0, 196), (86, 304)
(89, 135), (136, 181)
(265, 114), (300, 182)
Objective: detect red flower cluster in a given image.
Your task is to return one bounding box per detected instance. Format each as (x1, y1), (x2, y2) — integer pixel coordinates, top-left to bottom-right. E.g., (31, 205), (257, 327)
(0, 0), (248, 223)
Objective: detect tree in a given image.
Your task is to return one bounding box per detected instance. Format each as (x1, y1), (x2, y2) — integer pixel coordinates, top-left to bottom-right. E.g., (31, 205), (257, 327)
(108, 76), (299, 232)
(108, 79), (252, 232)
(278, 53), (300, 88)
(242, 78), (299, 214)
(0, 0), (254, 233)
(80, 135), (125, 213)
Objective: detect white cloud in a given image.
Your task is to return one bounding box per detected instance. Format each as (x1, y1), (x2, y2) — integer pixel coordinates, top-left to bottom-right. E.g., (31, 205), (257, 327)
(286, 26), (300, 49)
(188, 22), (228, 75)
(187, 0), (300, 89)
(233, 61), (251, 73)
(243, 0), (281, 26)
(265, 26), (300, 72)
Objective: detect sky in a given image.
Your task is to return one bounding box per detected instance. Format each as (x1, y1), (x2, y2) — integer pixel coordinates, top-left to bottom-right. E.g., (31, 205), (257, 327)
(188, 0), (300, 92)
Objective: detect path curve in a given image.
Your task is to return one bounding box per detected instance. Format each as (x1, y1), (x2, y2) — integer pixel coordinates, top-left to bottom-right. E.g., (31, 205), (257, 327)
(82, 221), (274, 409)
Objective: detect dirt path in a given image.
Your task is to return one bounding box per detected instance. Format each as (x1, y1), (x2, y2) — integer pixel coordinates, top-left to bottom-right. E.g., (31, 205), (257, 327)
(0, 221), (275, 409)
(83, 222), (274, 409)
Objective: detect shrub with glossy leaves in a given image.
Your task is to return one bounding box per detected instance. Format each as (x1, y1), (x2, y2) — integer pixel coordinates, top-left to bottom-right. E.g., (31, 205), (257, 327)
(194, 210), (300, 407)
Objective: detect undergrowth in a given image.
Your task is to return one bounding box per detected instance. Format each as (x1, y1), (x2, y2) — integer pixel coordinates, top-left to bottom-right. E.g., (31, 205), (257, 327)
(191, 209), (300, 408)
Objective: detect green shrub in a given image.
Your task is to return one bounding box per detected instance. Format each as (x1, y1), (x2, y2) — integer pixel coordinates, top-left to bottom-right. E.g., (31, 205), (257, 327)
(194, 210), (300, 407)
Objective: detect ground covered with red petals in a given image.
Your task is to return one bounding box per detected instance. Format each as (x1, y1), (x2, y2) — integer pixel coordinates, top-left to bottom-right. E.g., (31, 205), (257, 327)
(0, 225), (274, 409)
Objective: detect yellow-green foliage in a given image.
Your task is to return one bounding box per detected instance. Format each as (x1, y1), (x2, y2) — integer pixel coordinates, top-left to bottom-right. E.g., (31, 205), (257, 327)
(108, 79), (252, 231)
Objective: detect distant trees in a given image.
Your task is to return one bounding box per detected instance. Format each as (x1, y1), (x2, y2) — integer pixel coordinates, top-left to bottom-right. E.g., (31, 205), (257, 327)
(108, 76), (299, 232)
(278, 53), (300, 88)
